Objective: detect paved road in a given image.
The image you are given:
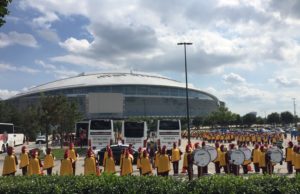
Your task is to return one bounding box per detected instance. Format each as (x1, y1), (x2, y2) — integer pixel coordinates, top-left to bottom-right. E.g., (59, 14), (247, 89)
(0, 134), (297, 177)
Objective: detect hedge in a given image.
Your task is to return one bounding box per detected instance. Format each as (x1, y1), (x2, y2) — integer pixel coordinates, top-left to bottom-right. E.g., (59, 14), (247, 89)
(0, 174), (299, 194)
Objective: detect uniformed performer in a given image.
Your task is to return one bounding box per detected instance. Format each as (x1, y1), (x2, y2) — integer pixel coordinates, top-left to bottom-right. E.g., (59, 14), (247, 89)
(60, 150), (73, 176)
(181, 145), (190, 174)
(140, 150), (152, 176)
(219, 145), (229, 174)
(214, 142), (221, 174)
(294, 146), (300, 174)
(286, 141), (294, 174)
(228, 143), (239, 176)
(2, 147), (17, 176)
(198, 141), (208, 177)
(259, 146), (267, 174)
(171, 142), (181, 176)
(154, 146), (161, 174)
(104, 149), (116, 174)
(19, 146), (29, 176)
(157, 146), (171, 177)
(242, 145), (251, 174)
(84, 149), (97, 175)
(252, 144), (260, 173)
(102, 145), (111, 166)
(28, 149), (42, 175)
(137, 147), (143, 175)
(43, 148), (55, 175)
(121, 149), (133, 176)
(68, 143), (78, 175)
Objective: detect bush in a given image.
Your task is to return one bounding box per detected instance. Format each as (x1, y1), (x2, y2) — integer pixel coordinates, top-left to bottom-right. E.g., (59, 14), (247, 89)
(0, 174), (300, 194)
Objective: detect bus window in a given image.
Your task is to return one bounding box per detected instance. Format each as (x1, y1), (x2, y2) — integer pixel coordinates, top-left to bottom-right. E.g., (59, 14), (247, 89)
(124, 122), (144, 137)
(90, 120), (112, 130)
(159, 121), (180, 130)
(0, 124), (13, 134)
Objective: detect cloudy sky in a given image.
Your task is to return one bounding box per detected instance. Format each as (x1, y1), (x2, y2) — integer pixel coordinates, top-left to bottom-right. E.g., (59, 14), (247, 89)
(1, 0), (300, 116)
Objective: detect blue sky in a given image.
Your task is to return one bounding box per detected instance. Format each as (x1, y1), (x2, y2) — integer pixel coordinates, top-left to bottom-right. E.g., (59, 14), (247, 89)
(1, 0), (300, 116)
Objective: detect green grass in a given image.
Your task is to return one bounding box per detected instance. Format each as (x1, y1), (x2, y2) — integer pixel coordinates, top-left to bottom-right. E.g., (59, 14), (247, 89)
(39, 148), (88, 160)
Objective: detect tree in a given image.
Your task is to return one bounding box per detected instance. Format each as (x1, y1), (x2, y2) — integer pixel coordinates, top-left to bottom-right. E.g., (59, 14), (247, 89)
(242, 113), (256, 127)
(267, 112), (280, 125)
(207, 106), (236, 127)
(192, 116), (203, 129)
(281, 111), (294, 125)
(0, 0), (12, 27)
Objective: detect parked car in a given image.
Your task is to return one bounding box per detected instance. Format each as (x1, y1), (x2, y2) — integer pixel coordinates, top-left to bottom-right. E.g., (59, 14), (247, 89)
(97, 144), (138, 165)
(35, 135), (46, 144)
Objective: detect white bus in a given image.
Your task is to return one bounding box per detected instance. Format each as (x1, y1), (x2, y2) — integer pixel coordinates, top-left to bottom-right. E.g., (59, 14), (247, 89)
(121, 121), (148, 149)
(88, 119), (114, 153)
(75, 121), (89, 146)
(0, 123), (25, 152)
(157, 120), (181, 150)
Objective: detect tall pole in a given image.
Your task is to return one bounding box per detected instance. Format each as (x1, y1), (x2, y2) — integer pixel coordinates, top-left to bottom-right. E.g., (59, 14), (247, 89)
(293, 98), (297, 127)
(178, 42), (192, 143)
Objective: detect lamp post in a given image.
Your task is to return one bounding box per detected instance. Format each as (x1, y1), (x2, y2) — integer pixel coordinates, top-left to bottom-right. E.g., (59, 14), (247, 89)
(177, 42), (192, 143)
(293, 98), (297, 127)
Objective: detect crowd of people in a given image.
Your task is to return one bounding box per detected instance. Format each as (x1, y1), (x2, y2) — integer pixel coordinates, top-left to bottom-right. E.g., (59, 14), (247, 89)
(2, 132), (300, 178)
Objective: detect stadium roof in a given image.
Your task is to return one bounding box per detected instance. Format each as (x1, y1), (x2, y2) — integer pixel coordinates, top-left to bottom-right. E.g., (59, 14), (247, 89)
(11, 72), (218, 101)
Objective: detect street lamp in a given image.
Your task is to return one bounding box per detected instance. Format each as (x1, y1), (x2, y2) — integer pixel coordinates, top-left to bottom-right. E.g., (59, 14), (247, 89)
(292, 98), (297, 127)
(177, 42), (192, 143)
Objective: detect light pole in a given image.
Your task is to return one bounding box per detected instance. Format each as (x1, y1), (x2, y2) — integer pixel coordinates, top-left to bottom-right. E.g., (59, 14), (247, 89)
(178, 42), (192, 143)
(293, 98), (297, 127)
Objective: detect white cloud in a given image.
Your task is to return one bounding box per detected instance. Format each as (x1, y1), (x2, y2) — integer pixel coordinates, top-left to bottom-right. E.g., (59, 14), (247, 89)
(0, 63), (39, 74)
(223, 73), (246, 84)
(59, 37), (91, 53)
(0, 89), (19, 100)
(271, 76), (300, 87)
(0, 31), (38, 48)
(36, 28), (60, 42)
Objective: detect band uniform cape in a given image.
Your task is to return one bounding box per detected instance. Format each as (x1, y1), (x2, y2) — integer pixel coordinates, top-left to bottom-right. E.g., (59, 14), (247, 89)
(158, 154), (170, 173)
(19, 153), (29, 169)
(69, 149), (78, 162)
(140, 156), (152, 175)
(171, 148), (181, 162)
(154, 151), (160, 168)
(252, 148), (260, 164)
(60, 158), (73, 176)
(259, 151), (266, 168)
(2, 155), (17, 175)
(43, 154), (55, 170)
(104, 156), (116, 173)
(84, 156), (97, 175)
(121, 155), (133, 176)
(28, 158), (42, 175)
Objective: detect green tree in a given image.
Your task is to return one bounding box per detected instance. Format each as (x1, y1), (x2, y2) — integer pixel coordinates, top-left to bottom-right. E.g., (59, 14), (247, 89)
(242, 113), (256, 127)
(21, 106), (41, 140)
(0, 0), (12, 27)
(192, 116), (203, 129)
(208, 106), (236, 127)
(267, 112), (280, 125)
(280, 111), (294, 125)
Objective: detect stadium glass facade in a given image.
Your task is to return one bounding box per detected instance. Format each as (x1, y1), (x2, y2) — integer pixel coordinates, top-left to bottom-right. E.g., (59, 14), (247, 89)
(8, 85), (219, 119)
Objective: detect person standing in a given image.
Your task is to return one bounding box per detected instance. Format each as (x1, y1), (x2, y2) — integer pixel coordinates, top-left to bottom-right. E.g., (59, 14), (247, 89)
(60, 150), (73, 176)
(157, 146), (171, 177)
(68, 143), (78, 175)
(181, 145), (190, 174)
(137, 147), (143, 175)
(2, 147), (17, 176)
(84, 149), (97, 175)
(19, 146), (29, 176)
(252, 144), (261, 173)
(286, 141), (294, 174)
(140, 150), (153, 176)
(214, 142), (221, 174)
(294, 146), (300, 174)
(104, 149), (116, 174)
(219, 145), (229, 174)
(43, 148), (55, 175)
(259, 146), (267, 174)
(120, 149), (133, 176)
(171, 142), (181, 176)
(28, 149), (42, 175)
(154, 146), (161, 175)
(242, 145), (251, 174)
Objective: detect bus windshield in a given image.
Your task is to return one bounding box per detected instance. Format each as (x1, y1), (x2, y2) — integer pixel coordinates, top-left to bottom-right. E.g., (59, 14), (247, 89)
(159, 121), (179, 130)
(90, 120), (111, 130)
(0, 124), (14, 134)
(124, 122), (144, 137)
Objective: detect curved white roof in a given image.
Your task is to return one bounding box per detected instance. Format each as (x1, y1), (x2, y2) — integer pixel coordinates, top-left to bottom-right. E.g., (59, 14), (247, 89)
(12, 72), (218, 100)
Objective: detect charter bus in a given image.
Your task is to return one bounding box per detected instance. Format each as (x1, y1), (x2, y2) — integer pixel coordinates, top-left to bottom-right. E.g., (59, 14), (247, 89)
(121, 121), (148, 148)
(75, 121), (89, 146)
(88, 119), (114, 153)
(157, 120), (181, 150)
(0, 123), (25, 152)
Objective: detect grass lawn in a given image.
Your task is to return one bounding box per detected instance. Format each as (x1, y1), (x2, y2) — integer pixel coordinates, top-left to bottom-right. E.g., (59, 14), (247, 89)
(38, 148), (88, 160)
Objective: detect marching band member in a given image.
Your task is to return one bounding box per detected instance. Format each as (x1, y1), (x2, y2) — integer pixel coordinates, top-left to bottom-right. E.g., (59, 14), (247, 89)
(137, 147), (143, 175)
(294, 146), (300, 174)
(28, 149), (42, 175)
(228, 143), (239, 176)
(121, 149), (133, 176)
(104, 148), (116, 174)
(219, 145), (229, 174)
(157, 146), (171, 177)
(171, 142), (181, 176)
(252, 144), (261, 173)
(242, 145), (251, 174)
(2, 147), (17, 176)
(103, 145), (111, 166)
(140, 150), (152, 176)
(68, 143), (78, 175)
(198, 142), (208, 176)
(43, 148), (55, 175)
(84, 148), (97, 175)
(286, 141), (294, 174)
(19, 146), (29, 176)
(181, 145), (190, 174)
(259, 146), (267, 174)
(186, 145), (194, 180)
(214, 142), (221, 174)
(60, 150), (73, 176)
(154, 146), (161, 175)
